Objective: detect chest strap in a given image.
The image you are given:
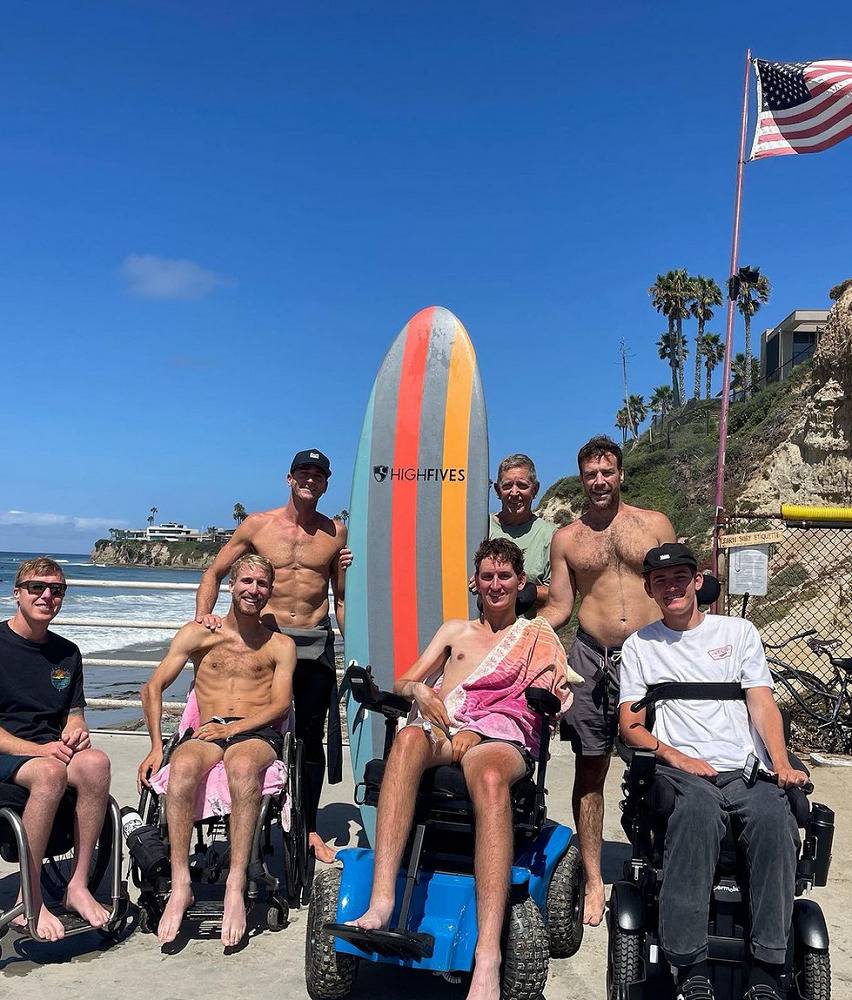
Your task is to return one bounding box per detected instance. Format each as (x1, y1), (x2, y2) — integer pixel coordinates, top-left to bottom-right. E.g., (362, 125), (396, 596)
(630, 681), (744, 714)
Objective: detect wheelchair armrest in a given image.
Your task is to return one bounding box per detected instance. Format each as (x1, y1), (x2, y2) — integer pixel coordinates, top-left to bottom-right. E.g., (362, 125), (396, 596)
(626, 748), (658, 787)
(344, 663), (412, 719)
(525, 687), (561, 717)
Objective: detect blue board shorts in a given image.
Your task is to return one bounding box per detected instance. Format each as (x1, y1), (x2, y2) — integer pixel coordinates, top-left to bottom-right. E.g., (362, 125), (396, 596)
(0, 753), (36, 784)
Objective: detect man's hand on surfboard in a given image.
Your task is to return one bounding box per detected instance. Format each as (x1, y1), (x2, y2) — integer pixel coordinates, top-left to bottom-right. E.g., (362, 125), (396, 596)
(339, 547), (353, 570)
(196, 613), (223, 631)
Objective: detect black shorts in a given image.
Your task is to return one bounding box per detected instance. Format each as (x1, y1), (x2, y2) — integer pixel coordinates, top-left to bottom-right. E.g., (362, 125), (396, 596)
(477, 737), (536, 779)
(0, 753), (35, 784)
(177, 717), (284, 758)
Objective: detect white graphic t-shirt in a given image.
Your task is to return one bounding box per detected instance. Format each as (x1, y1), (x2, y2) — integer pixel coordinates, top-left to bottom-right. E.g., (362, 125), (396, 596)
(619, 615), (773, 771)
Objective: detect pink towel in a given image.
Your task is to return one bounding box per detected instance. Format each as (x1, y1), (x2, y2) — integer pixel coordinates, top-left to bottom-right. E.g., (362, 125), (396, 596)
(149, 688), (291, 827)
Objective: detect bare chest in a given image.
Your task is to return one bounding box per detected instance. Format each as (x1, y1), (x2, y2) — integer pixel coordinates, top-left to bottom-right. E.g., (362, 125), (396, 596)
(569, 517), (658, 581)
(195, 641), (273, 685)
(253, 521), (338, 574)
(441, 632), (510, 691)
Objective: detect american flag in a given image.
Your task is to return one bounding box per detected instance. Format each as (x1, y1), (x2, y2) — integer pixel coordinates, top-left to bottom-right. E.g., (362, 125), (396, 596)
(750, 58), (852, 160)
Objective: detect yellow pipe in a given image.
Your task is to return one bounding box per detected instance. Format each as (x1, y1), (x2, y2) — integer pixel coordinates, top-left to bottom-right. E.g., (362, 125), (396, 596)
(781, 504), (852, 522)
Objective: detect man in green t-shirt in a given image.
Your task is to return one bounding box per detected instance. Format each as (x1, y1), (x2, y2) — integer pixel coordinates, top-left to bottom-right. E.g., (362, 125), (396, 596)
(487, 453), (557, 615)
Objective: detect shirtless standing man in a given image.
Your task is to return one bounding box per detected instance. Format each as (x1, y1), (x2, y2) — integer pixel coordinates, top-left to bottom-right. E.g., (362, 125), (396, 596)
(542, 436), (675, 926)
(194, 448), (346, 864)
(139, 554), (296, 946)
(347, 539), (577, 1000)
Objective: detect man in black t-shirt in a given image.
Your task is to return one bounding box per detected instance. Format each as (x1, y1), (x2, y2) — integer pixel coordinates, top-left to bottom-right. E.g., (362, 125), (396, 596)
(0, 557), (112, 941)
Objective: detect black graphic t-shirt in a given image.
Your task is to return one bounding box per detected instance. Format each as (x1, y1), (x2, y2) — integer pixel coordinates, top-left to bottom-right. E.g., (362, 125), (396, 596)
(0, 620), (86, 743)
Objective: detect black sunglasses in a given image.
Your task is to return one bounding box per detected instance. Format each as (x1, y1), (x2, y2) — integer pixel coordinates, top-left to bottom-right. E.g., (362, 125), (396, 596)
(19, 580), (67, 597)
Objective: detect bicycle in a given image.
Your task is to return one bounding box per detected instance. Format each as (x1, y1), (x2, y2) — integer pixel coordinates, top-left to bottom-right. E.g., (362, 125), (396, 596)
(763, 629), (852, 749)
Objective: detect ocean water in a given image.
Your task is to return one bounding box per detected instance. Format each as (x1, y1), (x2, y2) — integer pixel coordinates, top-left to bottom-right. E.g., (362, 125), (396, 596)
(0, 551), (231, 728)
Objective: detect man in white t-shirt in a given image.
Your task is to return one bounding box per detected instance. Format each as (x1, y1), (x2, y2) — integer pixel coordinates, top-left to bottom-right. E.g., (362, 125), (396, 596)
(619, 543), (808, 1000)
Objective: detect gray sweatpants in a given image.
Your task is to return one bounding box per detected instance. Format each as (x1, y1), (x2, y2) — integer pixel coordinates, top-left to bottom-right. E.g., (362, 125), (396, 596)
(656, 766), (800, 966)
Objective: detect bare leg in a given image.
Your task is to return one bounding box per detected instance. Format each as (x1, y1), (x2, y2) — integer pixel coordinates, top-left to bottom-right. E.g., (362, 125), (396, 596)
(157, 740), (222, 943)
(347, 727), (442, 930)
(573, 754), (610, 926)
(220, 740), (275, 947)
(64, 748), (112, 927)
(12, 758), (68, 941)
(462, 743), (526, 1000)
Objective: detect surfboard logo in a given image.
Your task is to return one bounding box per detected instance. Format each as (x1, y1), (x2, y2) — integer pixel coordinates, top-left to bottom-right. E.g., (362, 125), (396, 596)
(373, 465), (466, 483)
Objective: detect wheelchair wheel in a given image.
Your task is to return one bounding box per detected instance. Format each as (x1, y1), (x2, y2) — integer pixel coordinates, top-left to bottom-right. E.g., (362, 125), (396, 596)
(290, 738), (311, 891)
(305, 867), (359, 1000)
(546, 844), (585, 958)
(607, 893), (642, 1000)
(798, 947), (830, 1000)
(501, 895), (549, 1000)
(266, 897), (289, 932)
(40, 806), (114, 902)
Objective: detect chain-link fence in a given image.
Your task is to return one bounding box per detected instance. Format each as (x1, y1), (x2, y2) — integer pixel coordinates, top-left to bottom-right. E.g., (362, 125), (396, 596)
(721, 511), (852, 752)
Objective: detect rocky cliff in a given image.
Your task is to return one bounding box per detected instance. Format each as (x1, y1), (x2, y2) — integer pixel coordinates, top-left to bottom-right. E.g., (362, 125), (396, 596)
(739, 278), (852, 510)
(92, 539), (220, 569)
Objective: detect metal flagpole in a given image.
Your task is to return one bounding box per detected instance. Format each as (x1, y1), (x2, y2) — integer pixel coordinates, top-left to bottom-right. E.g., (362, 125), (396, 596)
(712, 48), (752, 578)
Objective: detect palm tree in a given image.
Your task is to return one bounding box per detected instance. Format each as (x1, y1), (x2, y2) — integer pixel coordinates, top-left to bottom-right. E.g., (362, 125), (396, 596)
(624, 394), (647, 440)
(334, 509), (350, 526)
(736, 271), (771, 398)
(649, 384), (673, 421)
(649, 269), (691, 408)
(650, 276), (679, 407)
(614, 407), (630, 446)
(701, 333), (725, 399)
(690, 276), (723, 400)
(147, 506), (158, 527)
(233, 502), (247, 525)
(656, 333), (688, 402)
(731, 352), (761, 397)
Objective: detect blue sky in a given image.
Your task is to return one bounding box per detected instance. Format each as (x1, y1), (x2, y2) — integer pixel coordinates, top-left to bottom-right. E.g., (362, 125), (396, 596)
(2, 1), (850, 552)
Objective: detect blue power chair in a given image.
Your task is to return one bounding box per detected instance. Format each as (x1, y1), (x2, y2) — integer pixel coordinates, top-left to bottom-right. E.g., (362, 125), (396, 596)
(305, 663), (585, 1000)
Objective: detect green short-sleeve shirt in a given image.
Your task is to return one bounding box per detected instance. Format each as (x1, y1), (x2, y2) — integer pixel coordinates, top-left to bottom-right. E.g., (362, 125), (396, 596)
(488, 514), (558, 585)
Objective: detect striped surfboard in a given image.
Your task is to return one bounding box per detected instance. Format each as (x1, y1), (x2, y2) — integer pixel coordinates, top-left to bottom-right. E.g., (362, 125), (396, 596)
(344, 306), (489, 842)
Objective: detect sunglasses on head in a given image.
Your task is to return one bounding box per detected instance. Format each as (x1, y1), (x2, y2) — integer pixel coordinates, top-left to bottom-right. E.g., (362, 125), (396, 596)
(18, 580), (67, 597)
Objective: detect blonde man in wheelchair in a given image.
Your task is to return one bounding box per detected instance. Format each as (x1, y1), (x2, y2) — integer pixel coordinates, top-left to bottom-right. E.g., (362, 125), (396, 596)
(138, 554), (296, 947)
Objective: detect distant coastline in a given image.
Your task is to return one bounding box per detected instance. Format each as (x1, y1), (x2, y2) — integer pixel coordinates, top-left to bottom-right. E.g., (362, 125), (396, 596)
(91, 537), (221, 569)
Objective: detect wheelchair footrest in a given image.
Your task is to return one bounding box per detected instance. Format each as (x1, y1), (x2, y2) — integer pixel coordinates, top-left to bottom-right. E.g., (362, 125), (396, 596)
(324, 922), (435, 959)
(185, 900), (226, 925)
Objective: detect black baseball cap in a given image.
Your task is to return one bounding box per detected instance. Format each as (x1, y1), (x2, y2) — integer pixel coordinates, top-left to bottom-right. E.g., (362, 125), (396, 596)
(290, 448), (331, 477)
(642, 543), (698, 576)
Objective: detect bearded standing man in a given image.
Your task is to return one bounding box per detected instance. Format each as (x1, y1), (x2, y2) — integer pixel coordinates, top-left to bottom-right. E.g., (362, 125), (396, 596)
(542, 435), (675, 926)
(195, 448), (347, 863)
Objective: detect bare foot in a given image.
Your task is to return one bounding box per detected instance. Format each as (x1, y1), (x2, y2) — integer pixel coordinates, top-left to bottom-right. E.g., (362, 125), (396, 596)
(64, 882), (111, 928)
(13, 901), (66, 942)
(584, 878), (606, 926)
(221, 883), (247, 948)
(345, 899), (394, 931)
(157, 882), (194, 943)
(310, 832), (338, 864)
(466, 953), (501, 1000)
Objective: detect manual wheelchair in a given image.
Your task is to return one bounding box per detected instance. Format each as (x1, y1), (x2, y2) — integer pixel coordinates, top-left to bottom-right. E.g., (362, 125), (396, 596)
(132, 692), (312, 937)
(0, 783), (129, 943)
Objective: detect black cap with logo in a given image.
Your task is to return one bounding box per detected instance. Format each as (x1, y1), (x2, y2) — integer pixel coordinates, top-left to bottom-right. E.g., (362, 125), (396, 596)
(290, 449), (331, 478)
(642, 542), (698, 576)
